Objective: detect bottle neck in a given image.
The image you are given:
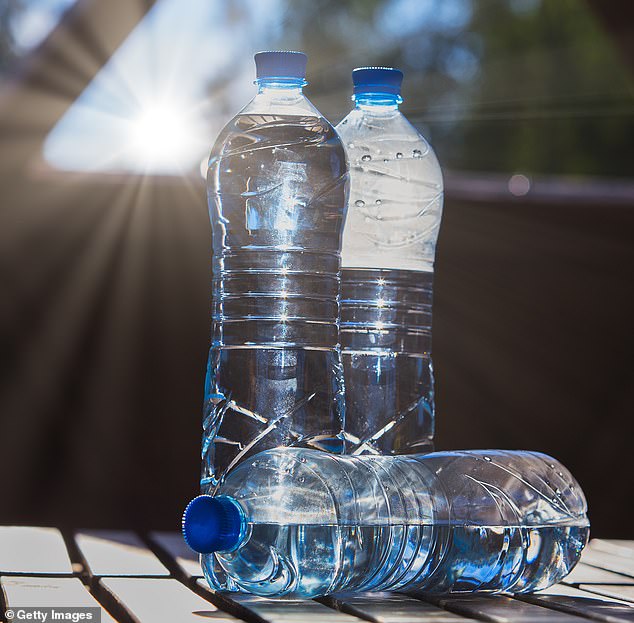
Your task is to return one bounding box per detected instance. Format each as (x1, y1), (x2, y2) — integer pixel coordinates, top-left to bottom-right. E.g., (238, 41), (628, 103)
(354, 92), (402, 112)
(256, 78), (306, 95)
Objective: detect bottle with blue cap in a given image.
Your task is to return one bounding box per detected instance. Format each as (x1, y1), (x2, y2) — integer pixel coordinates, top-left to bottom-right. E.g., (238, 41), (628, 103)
(201, 50), (348, 589)
(335, 67), (443, 456)
(183, 447), (589, 598)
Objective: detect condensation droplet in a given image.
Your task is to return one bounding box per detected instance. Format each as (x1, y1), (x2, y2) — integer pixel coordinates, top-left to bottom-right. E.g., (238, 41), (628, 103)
(299, 457), (306, 463)
(375, 199), (382, 206)
(383, 158), (389, 163)
(361, 154), (371, 162)
(555, 488), (562, 496)
(298, 476), (305, 483)
(484, 456), (492, 462)
(396, 152), (403, 159)
(355, 199), (365, 207)
(413, 149), (422, 158)
(549, 463), (556, 469)
(558, 471), (564, 477)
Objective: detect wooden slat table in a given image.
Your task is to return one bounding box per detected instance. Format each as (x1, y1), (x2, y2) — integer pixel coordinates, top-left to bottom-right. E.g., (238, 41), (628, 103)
(1, 530), (634, 623)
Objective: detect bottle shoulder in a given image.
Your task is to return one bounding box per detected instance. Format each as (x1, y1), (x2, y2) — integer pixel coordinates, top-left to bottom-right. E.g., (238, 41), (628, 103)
(337, 108), (440, 170)
(240, 90), (324, 118)
(209, 92), (341, 163)
(337, 108), (425, 140)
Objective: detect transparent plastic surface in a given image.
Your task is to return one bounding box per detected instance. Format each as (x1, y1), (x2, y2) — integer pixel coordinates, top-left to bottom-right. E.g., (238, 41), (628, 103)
(336, 95), (443, 454)
(202, 75), (348, 504)
(202, 448), (589, 598)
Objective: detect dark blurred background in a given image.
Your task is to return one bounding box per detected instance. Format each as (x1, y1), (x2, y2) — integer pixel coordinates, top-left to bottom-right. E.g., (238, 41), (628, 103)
(0, 0), (632, 535)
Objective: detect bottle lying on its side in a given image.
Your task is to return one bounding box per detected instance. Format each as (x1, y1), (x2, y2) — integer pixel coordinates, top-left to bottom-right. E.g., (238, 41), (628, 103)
(183, 447), (589, 598)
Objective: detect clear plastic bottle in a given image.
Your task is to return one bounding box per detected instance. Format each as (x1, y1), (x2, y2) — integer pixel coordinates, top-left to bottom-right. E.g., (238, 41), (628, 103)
(335, 68), (443, 455)
(183, 448), (589, 598)
(202, 52), (348, 497)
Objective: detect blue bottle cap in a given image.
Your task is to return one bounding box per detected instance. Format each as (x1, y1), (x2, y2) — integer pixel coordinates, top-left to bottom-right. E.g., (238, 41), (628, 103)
(182, 495), (245, 554)
(254, 51), (308, 81)
(352, 67), (403, 96)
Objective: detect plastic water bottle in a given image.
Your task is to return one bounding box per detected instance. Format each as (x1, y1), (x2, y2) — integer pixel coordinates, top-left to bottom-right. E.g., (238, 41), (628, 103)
(183, 448), (589, 598)
(335, 68), (443, 455)
(202, 52), (348, 496)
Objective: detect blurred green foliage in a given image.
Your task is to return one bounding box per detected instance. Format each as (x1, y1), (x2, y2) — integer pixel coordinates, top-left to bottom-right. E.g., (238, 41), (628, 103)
(286, 0), (634, 177)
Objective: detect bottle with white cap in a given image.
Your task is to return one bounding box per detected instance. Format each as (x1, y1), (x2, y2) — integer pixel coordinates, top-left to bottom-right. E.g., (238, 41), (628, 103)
(202, 52), (348, 508)
(335, 67), (443, 455)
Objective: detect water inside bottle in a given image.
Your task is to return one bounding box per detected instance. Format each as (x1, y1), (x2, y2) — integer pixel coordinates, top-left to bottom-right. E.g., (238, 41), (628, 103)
(341, 267), (434, 454)
(205, 522), (589, 598)
(203, 112), (347, 490)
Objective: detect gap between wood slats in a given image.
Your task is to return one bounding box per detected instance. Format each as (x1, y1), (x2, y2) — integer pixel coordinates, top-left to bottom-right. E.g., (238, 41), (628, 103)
(580, 585), (634, 605)
(518, 584), (634, 623)
(322, 592), (481, 623)
(415, 592), (589, 623)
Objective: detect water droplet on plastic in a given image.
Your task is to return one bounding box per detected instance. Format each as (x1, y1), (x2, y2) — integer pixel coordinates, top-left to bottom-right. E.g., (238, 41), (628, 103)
(383, 158), (389, 163)
(298, 476), (305, 483)
(348, 142), (355, 149)
(555, 488), (562, 495)
(549, 463), (556, 469)
(299, 457), (306, 463)
(355, 199), (365, 207)
(413, 149), (422, 158)
(375, 199), (382, 205)
(484, 455), (492, 462)
(396, 152), (403, 159)
(361, 154), (371, 162)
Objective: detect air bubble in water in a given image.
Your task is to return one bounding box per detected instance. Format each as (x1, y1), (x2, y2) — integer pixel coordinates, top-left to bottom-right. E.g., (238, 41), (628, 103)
(355, 199), (365, 207)
(396, 152), (403, 159)
(375, 199), (382, 206)
(361, 154), (371, 162)
(413, 149), (422, 158)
